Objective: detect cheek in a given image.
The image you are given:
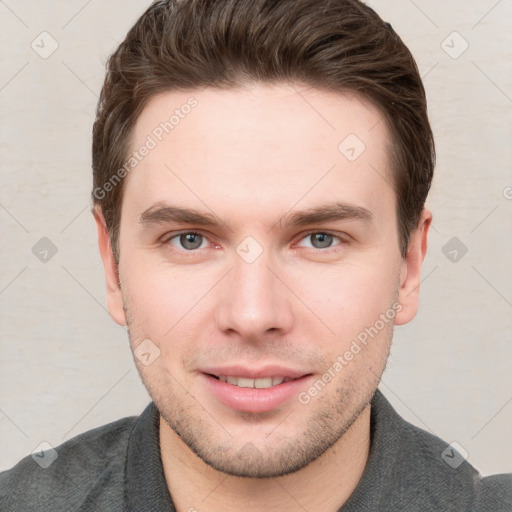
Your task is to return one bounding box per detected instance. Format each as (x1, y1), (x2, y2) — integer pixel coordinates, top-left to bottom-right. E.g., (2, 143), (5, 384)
(292, 258), (399, 338)
(121, 262), (182, 335)
(121, 257), (218, 357)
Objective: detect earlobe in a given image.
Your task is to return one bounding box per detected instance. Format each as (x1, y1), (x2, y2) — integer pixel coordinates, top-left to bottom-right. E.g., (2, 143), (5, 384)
(394, 208), (432, 326)
(93, 206), (127, 326)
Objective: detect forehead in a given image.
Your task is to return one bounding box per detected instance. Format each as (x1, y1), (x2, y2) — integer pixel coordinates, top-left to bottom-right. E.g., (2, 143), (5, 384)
(123, 83), (395, 227)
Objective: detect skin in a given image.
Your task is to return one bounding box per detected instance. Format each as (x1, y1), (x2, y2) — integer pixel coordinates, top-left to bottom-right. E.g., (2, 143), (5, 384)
(95, 83), (431, 511)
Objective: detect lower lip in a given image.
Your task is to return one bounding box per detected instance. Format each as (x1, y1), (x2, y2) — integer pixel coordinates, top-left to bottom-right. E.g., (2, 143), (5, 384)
(201, 373), (313, 413)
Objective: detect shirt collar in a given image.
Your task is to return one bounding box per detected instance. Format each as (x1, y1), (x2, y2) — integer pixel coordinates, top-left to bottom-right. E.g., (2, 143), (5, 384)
(124, 401), (175, 512)
(336, 388), (402, 510)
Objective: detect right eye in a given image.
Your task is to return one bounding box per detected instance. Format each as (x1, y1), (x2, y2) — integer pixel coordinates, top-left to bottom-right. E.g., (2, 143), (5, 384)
(164, 231), (209, 251)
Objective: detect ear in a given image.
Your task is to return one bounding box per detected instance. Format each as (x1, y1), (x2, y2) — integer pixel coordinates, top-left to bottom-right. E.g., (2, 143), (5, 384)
(394, 208), (432, 326)
(93, 206), (127, 326)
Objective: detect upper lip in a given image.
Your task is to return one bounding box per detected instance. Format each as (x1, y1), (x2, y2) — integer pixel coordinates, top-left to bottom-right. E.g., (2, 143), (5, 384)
(201, 365), (310, 379)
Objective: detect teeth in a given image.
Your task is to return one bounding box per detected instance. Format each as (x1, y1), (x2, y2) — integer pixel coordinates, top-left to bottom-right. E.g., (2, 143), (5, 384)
(216, 376), (291, 388)
(255, 377), (273, 389)
(237, 377), (255, 388)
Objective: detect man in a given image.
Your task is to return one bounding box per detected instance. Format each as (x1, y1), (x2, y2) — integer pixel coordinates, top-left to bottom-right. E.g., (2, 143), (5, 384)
(1, 0), (510, 510)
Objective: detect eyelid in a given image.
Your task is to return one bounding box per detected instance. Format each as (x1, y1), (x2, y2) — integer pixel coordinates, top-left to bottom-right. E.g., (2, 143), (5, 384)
(161, 230), (215, 251)
(161, 229), (208, 243)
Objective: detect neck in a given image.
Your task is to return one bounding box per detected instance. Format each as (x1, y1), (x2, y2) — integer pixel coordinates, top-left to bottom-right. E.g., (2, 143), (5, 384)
(160, 404), (371, 512)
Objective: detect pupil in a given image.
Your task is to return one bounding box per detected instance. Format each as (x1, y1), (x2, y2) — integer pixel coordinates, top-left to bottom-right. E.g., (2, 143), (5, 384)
(182, 233), (201, 249)
(313, 233), (332, 248)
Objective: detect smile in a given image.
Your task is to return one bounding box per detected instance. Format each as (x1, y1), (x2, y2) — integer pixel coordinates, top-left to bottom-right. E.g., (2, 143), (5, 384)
(202, 372), (313, 413)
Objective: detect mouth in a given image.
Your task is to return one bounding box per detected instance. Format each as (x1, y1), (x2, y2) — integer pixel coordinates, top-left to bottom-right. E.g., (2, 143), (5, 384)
(200, 369), (313, 413)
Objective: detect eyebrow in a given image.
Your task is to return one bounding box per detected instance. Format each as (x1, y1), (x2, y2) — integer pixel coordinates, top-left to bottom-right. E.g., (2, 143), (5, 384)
(139, 201), (374, 229)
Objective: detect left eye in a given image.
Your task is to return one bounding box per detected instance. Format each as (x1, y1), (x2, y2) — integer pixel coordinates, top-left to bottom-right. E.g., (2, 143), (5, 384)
(297, 232), (343, 250)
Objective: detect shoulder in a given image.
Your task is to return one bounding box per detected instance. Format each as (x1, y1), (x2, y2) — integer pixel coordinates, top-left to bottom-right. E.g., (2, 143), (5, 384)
(370, 390), (512, 511)
(0, 414), (138, 512)
(473, 473), (512, 511)
(396, 413), (512, 510)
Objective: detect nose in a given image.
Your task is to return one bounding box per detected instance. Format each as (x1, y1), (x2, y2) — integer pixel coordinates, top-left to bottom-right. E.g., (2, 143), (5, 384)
(214, 249), (294, 342)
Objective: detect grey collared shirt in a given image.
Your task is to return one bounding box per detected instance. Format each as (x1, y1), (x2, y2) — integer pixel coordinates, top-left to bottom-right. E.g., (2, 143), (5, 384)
(1, 389), (511, 511)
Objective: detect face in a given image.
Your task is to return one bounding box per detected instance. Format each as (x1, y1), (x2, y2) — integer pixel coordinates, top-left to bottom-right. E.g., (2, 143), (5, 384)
(96, 83), (430, 478)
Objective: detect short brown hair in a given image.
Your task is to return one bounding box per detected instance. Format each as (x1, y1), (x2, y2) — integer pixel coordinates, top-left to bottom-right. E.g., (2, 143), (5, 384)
(92, 0), (435, 262)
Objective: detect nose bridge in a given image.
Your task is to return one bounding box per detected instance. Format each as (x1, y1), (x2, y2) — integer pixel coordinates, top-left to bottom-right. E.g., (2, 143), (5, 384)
(215, 244), (293, 338)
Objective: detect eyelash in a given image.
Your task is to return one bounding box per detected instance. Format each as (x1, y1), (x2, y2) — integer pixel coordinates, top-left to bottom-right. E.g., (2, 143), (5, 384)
(162, 230), (347, 253)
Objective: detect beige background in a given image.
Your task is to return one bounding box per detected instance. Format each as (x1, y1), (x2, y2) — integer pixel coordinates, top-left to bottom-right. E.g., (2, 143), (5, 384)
(0, 0), (511, 476)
